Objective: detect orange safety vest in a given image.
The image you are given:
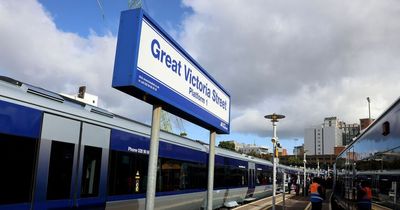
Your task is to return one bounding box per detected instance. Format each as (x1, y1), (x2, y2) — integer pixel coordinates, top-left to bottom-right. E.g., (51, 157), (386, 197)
(309, 183), (323, 202)
(310, 183), (320, 194)
(358, 186), (372, 208)
(362, 187), (372, 200)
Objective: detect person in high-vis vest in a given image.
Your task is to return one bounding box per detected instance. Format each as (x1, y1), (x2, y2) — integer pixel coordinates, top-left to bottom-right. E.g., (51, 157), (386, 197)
(309, 177), (324, 210)
(357, 181), (372, 210)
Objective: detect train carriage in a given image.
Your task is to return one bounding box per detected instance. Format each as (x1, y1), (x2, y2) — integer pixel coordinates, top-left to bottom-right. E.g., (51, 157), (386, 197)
(0, 76), (303, 210)
(332, 96), (400, 210)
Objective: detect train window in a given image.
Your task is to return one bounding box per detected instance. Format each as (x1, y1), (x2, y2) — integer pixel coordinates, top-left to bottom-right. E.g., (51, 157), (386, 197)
(183, 161), (206, 189)
(226, 166), (248, 187)
(382, 121), (390, 136)
(47, 141), (75, 200)
(214, 165), (227, 188)
(382, 147), (400, 170)
(108, 151), (148, 195)
(157, 158), (206, 192)
(256, 169), (272, 186)
(159, 159), (182, 191)
(81, 146), (102, 198)
(0, 134), (37, 204)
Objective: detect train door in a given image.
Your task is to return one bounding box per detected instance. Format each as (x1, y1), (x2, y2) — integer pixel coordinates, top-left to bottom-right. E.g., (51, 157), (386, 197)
(33, 114), (110, 209)
(246, 162), (256, 198)
(75, 122), (110, 209)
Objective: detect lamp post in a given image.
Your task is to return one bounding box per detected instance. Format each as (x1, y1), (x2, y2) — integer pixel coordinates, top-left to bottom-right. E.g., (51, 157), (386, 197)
(265, 113), (285, 210)
(367, 97), (371, 119)
(303, 150), (307, 196)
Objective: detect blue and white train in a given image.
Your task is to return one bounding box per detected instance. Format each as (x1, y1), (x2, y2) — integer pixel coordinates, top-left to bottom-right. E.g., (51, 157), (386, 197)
(332, 96), (400, 210)
(0, 76), (303, 210)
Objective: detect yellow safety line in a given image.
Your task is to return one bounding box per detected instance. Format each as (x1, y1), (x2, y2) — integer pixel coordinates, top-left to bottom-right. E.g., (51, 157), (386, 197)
(304, 202), (312, 210)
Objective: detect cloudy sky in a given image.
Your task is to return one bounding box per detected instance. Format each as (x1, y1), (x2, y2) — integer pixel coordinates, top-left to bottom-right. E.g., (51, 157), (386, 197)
(1, 0), (400, 153)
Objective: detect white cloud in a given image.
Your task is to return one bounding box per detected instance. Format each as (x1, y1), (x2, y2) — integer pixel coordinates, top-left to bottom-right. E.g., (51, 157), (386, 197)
(178, 0), (400, 138)
(1, 0), (400, 141)
(0, 0), (152, 122)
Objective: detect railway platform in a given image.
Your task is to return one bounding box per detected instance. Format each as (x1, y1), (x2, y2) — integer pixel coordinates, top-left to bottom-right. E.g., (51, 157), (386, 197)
(231, 190), (332, 210)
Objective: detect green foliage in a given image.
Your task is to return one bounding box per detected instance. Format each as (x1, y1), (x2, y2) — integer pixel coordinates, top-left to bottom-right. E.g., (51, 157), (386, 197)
(259, 153), (272, 161)
(286, 156), (303, 166)
(218, 141), (236, 151)
(248, 150), (258, 157)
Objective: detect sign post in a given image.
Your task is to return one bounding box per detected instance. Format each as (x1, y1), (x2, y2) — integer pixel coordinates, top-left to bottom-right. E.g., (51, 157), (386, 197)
(207, 131), (216, 210)
(112, 9), (231, 209)
(145, 105), (162, 210)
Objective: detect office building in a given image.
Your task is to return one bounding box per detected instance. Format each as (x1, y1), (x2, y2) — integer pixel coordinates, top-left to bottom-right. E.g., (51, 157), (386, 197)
(304, 117), (343, 155)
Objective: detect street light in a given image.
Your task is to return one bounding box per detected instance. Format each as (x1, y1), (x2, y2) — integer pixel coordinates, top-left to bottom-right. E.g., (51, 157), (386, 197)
(265, 113), (285, 210)
(303, 150), (307, 196)
(367, 97), (371, 120)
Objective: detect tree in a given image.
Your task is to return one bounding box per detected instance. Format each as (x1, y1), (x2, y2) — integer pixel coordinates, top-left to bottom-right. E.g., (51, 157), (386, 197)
(259, 153), (272, 161)
(248, 150), (258, 157)
(286, 156), (303, 166)
(218, 141), (236, 151)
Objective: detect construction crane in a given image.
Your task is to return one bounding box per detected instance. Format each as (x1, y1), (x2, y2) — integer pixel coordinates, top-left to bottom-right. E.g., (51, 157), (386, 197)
(96, 0), (145, 22)
(128, 0), (142, 9)
(175, 116), (187, 137)
(160, 110), (172, 132)
(129, 0), (148, 9)
(96, 1), (176, 130)
(160, 110), (187, 137)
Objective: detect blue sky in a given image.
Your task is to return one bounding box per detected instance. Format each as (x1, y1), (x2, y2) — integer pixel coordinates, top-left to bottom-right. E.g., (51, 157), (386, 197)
(2, 1), (399, 155)
(38, 0), (192, 38)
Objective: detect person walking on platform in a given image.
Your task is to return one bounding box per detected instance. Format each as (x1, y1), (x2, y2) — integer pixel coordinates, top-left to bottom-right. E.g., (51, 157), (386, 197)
(309, 177), (324, 210)
(357, 181), (372, 210)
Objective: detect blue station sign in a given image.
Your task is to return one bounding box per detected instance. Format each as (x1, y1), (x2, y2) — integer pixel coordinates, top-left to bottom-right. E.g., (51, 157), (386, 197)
(112, 9), (230, 134)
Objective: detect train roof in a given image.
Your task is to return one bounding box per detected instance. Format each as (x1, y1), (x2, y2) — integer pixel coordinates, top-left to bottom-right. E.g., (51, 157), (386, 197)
(0, 76), (207, 152)
(337, 95), (400, 158)
(0, 75), (305, 171)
